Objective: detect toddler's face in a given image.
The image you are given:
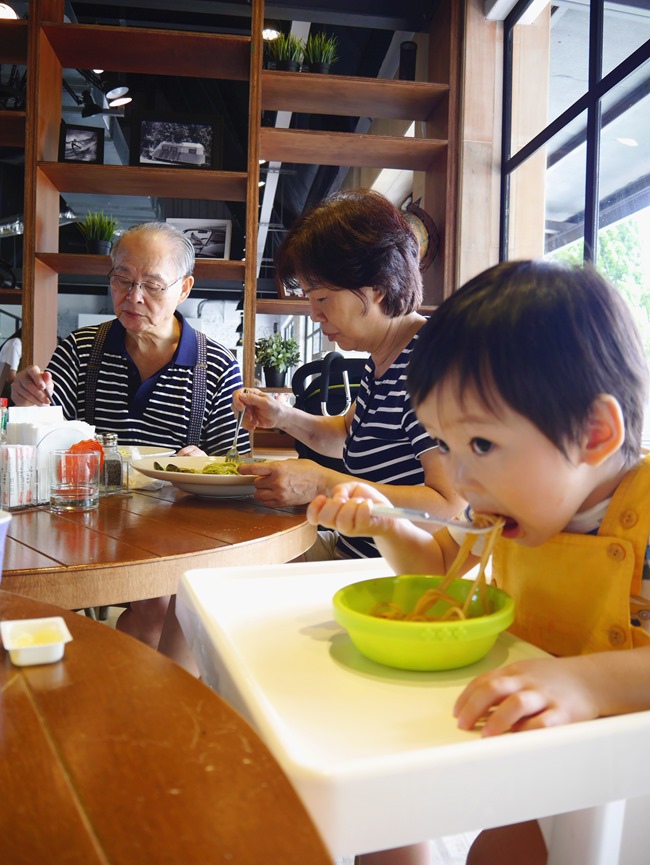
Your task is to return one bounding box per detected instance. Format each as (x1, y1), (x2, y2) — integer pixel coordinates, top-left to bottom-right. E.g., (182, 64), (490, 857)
(417, 381), (596, 547)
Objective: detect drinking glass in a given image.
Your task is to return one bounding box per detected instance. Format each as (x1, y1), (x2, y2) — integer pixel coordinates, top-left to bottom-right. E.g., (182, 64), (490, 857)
(49, 450), (100, 513)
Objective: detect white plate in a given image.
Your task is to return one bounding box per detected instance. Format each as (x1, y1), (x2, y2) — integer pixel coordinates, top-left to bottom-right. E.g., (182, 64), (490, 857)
(118, 446), (176, 464)
(131, 456), (260, 499)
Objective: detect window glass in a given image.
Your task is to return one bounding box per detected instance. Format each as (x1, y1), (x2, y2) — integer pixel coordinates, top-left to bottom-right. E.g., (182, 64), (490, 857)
(508, 111), (587, 260)
(510, 2), (589, 155)
(603, 2), (650, 78)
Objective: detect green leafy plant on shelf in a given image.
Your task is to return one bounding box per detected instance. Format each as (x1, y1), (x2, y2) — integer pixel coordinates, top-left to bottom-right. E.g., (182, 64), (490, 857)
(77, 211), (120, 242)
(304, 32), (340, 68)
(255, 332), (301, 372)
(266, 32), (305, 67)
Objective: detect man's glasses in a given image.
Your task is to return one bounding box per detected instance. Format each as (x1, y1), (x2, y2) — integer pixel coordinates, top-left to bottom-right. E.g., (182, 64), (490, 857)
(108, 270), (185, 297)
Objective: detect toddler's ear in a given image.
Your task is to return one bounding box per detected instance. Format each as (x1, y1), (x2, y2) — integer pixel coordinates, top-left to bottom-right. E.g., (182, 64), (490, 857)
(581, 394), (625, 466)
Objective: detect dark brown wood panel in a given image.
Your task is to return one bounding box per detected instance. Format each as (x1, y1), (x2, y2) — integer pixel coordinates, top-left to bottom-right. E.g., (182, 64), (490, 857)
(36, 253), (246, 282)
(262, 70), (448, 121)
(0, 111), (26, 147)
(43, 23), (251, 81)
(260, 128), (446, 171)
(0, 19), (28, 62)
(37, 163), (248, 202)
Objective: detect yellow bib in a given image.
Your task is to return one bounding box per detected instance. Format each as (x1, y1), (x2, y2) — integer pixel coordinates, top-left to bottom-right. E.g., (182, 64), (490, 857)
(493, 456), (650, 656)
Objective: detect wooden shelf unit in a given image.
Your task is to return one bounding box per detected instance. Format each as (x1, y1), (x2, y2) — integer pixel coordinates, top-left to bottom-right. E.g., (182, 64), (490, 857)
(256, 8), (460, 313)
(21, 0), (263, 375)
(18, 0), (459, 384)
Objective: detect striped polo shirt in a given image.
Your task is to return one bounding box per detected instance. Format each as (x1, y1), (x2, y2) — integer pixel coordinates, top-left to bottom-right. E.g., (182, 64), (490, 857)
(47, 313), (250, 456)
(338, 333), (437, 558)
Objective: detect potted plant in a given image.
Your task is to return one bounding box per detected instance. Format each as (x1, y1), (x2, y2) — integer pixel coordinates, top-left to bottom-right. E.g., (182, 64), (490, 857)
(266, 32), (305, 72)
(304, 32), (340, 74)
(255, 332), (301, 388)
(77, 211), (119, 255)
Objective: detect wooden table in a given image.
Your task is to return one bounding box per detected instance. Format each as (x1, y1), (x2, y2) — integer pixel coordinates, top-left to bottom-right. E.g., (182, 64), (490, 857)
(0, 590), (333, 865)
(0, 484), (315, 609)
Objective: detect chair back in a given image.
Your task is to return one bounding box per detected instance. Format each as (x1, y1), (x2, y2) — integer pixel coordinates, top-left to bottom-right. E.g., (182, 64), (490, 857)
(291, 352), (367, 470)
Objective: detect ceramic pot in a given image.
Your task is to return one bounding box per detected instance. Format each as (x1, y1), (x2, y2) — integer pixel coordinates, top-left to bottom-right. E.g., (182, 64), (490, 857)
(308, 62), (331, 74)
(276, 59), (301, 72)
(86, 239), (112, 255)
(264, 368), (287, 388)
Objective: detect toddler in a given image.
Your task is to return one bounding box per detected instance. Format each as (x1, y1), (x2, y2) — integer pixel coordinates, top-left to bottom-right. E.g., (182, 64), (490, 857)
(308, 259), (650, 864)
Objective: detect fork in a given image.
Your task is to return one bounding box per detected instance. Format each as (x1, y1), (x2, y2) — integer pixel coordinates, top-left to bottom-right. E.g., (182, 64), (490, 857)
(371, 506), (498, 534)
(225, 409), (244, 463)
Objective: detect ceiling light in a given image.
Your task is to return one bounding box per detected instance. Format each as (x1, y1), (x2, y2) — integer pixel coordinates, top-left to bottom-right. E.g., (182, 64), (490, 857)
(258, 180), (265, 187)
(108, 95), (132, 108)
(105, 84), (129, 101)
(0, 4), (18, 19)
(93, 69), (104, 75)
(616, 137), (638, 147)
(259, 158), (267, 164)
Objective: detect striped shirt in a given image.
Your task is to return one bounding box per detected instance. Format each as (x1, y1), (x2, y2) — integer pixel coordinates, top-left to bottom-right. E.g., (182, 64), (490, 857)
(47, 314), (250, 456)
(339, 333), (436, 558)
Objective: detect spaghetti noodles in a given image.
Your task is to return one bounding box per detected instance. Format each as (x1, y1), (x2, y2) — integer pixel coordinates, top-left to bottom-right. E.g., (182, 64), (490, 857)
(371, 514), (505, 621)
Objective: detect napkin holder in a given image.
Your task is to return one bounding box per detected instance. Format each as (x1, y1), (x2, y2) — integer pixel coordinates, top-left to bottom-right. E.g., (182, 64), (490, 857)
(5, 407), (95, 505)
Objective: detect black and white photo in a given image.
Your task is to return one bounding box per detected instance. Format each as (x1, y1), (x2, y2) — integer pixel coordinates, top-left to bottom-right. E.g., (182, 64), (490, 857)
(166, 218), (232, 260)
(130, 113), (222, 169)
(58, 122), (104, 164)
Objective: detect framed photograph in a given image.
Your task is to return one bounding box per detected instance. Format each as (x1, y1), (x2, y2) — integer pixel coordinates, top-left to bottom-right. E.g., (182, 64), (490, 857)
(58, 122), (104, 164)
(130, 113), (223, 169)
(166, 218), (232, 260)
(277, 282), (307, 300)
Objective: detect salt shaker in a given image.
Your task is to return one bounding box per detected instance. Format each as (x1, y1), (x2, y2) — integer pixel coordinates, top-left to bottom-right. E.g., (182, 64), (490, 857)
(96, 433), (123, 495)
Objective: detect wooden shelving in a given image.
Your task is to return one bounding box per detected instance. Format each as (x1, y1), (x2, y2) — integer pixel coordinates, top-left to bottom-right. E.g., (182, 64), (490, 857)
(38, 163), (248, 202)
(0, 111), (26, 147)
(0, 19), (28, 62)
(42, 23), (250, 80)
(261, 128), (445, 172)
(261, 71), (447, 121)
(37, 253), (246, 282)
(20, 0), (458, 380)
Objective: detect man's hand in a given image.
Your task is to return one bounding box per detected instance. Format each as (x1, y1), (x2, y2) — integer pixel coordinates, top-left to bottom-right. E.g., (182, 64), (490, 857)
(11, 366), (54, 406)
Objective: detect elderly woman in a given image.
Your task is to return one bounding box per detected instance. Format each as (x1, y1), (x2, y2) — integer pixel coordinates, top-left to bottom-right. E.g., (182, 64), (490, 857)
(12, 221), (249, 663)
(235, 190), (463, 562)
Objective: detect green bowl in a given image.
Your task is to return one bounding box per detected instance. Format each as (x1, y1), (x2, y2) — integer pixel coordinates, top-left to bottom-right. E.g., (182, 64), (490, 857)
(333, 575), (515, 671)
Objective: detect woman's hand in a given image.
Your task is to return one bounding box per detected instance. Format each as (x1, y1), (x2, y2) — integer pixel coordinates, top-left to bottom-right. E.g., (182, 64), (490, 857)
(232, 388), (286, 432)
(307, 482), (396, 536)
(11, 366), (54, 406)
(453, 655), (605, 737)
(238, 458), (337, 508)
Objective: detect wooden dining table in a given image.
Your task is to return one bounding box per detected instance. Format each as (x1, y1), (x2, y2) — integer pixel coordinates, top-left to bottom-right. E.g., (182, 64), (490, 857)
(0, 589), (333, 865)
(0, 472), (316, 610)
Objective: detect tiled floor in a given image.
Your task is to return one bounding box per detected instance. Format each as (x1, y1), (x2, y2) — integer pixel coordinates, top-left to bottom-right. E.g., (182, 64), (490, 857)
(86, 608), (477, 865)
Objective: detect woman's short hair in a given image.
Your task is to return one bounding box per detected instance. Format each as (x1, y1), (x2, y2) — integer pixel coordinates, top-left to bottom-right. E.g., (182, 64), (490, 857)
(276, 190), (423, 317)
(111, 221), (195, 277)
(407, 259), (649, 462)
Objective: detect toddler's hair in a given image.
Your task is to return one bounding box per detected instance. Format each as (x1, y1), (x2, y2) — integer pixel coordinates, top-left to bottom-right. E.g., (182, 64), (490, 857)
(408, 259), (649, 462)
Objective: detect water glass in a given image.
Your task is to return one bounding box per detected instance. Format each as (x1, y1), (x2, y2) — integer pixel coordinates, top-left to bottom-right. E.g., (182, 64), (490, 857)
(49, 450), (100, 513)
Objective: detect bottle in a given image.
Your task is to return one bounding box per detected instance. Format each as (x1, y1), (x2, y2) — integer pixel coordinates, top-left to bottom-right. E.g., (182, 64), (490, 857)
(0, 397), (8, 443)
(96, 433), (123, 495)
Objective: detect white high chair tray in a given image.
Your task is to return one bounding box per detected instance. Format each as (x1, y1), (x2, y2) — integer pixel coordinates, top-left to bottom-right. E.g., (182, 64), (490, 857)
(177, 558), (650, 861)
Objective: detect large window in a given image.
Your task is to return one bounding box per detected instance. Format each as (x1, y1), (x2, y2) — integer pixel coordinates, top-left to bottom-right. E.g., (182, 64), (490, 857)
(502, 0), (650, 345)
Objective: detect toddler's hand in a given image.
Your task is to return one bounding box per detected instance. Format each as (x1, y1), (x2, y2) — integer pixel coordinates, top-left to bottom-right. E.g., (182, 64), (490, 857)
(307, 482), (395, 536)
(453, 655), (602, 737)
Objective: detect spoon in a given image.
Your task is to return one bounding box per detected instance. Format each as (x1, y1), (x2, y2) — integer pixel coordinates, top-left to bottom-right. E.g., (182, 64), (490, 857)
(225, 410), (244, 463)
(371, 506), (498, 534)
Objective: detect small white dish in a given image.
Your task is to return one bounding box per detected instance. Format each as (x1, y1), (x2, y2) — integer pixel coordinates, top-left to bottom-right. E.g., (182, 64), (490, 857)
(0, 616), (73, 666)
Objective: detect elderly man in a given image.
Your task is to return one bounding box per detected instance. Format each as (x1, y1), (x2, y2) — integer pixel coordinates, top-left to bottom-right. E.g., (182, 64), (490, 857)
(13, 221), (249, 666)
